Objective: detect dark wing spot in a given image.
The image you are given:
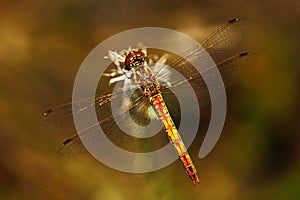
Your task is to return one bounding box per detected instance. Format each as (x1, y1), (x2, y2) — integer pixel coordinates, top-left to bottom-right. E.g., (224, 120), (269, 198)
(42, 108), (54, 117)
(228, 18), (239, 23)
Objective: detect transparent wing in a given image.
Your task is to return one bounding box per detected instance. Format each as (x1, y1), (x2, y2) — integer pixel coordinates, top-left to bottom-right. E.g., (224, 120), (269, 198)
(57, 52), (257, 155)
(202, 17), (249, 62)
(40, 82), (146, 131)
(167, 17), (249, 77)
(41, 79), (163, 155)
(41, 17), (256, 155)
(40, 93), (114, 131)
(156, 17), (252, 109)
(57, 95), (155, 155)
(160, 52), (258, 110)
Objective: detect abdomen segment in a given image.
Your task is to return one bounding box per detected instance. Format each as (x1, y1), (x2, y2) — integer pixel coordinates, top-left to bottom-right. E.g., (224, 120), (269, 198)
(150, 93), (199, 184)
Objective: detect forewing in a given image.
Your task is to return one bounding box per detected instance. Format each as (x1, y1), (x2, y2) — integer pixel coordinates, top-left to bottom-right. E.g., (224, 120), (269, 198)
(160, 52), (258, 109)
(166, 17), (249, 78)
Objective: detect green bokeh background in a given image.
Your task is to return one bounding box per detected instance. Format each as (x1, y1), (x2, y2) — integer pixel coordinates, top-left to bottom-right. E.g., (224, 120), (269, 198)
(0, 0), (299, 199)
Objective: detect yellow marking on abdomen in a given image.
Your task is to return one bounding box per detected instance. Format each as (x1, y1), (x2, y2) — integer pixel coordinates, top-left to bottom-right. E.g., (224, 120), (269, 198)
(150, 93), (199, 184)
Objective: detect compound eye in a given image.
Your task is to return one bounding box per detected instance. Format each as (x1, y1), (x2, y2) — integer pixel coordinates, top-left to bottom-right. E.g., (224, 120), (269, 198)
(124, 50), (146, 70)
(135, 51), (145, 59)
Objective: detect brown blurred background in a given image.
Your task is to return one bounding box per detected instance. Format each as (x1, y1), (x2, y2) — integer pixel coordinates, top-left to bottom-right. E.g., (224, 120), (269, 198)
(1, 0), (300, 199)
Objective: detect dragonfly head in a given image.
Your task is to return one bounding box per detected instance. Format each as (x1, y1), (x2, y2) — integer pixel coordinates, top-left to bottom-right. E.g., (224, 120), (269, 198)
(124, 49), (147, 71)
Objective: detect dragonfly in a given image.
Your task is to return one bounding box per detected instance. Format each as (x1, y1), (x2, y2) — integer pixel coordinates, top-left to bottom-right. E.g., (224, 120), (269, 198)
(40, 17), (257, 185)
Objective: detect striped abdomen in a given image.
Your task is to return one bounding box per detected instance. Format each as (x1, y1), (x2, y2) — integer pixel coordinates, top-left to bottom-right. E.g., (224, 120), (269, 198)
(150, 93), (199, 184)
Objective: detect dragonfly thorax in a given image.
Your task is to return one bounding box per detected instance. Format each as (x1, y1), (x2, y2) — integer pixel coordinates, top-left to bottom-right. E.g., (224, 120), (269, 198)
(134, 65), (161, 98)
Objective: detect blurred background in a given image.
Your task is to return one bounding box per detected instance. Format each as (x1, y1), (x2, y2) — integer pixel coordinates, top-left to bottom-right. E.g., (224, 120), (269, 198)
(0, 0), (300, 199)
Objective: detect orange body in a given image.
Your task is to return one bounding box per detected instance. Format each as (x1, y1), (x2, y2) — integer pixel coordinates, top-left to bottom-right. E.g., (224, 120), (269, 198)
(150, 93), (199, 184)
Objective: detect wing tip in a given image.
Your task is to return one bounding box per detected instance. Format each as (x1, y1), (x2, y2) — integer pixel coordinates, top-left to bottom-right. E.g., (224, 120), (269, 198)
(57, 138), (73, 155)
(228, 17), (249, 24)
(240, 52), (251, 56)
(239, 52), (259, 59)
(41, 108), (54, 117)
(39, 108), (55, 129)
